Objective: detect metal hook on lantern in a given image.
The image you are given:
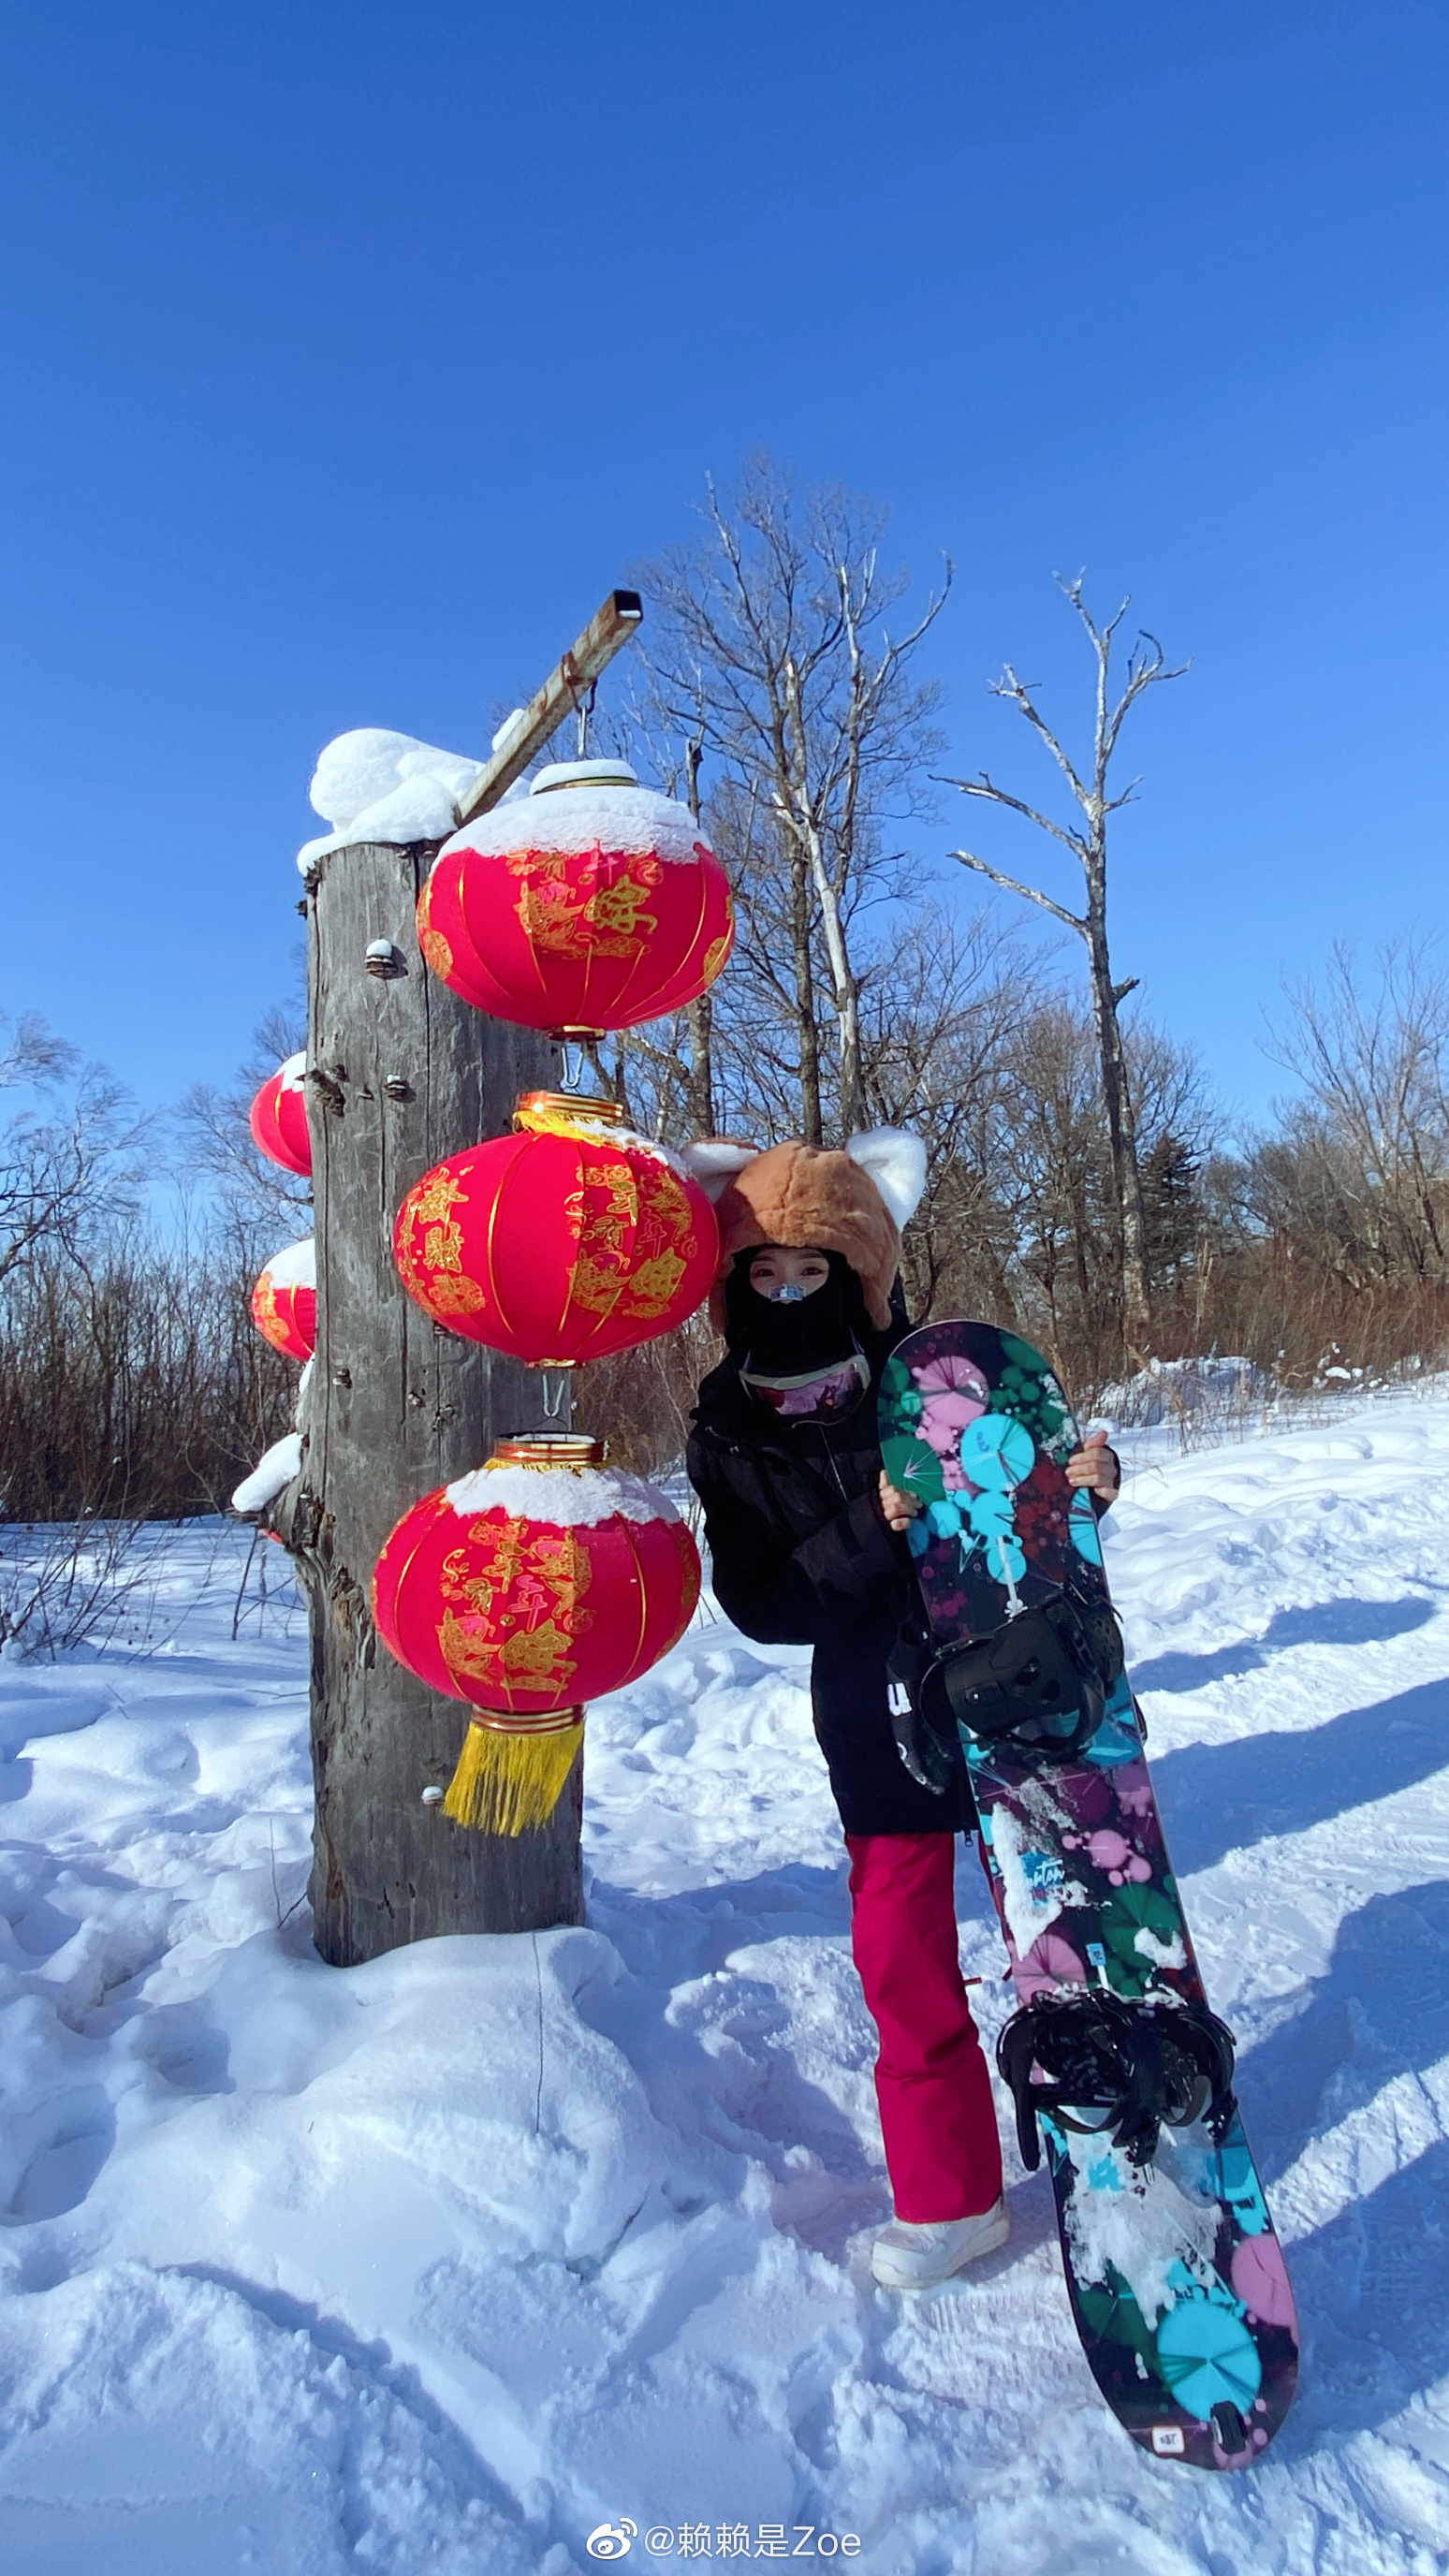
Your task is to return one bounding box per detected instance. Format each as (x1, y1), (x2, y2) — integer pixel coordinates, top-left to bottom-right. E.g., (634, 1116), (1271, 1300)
(540, 1367), (572, 1421)
(575, 676), (599, 759)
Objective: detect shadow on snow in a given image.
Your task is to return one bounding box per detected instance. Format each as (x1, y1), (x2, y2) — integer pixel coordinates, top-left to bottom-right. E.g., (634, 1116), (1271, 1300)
(1130, 1593), (1435, 1700)
(1152, 1673), (1449, 1878)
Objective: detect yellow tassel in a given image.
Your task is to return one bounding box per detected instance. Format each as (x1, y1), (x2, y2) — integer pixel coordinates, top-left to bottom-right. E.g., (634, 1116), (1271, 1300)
(442, 1712), (584, 1837)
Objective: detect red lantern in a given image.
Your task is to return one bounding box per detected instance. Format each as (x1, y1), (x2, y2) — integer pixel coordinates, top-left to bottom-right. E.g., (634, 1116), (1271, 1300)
(373, 1434), (700, 1833)
(251, 1237), (316, 1361)
(249, 1053), (311, 1177)
(393, 1093), (718, 1366)
(417, 760), (734, 1035)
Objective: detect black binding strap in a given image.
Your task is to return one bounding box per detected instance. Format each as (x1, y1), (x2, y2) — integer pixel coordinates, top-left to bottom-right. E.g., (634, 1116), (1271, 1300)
(997, 1993), (1237, 2171)
(923, 1586), (1125, 1765)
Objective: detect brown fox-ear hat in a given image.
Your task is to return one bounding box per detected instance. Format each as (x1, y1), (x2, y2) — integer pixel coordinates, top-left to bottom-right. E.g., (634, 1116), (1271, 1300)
(681, 1130), (927, 1332)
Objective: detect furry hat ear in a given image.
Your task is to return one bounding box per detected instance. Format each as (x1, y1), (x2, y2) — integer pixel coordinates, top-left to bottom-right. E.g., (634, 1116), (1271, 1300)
(681, 1138), (761, 1205)
(844, 1128), (927, 1231)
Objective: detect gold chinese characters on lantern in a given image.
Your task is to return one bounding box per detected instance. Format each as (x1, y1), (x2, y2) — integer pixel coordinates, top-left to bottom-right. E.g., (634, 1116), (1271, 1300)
(392, 1092), (719, 1367)
(373, 1435), (700, 1835)
(417, 760), (733, 1036)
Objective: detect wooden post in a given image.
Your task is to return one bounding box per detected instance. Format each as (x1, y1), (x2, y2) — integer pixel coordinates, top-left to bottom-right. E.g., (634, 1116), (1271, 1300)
(272, 596), (643, 1967)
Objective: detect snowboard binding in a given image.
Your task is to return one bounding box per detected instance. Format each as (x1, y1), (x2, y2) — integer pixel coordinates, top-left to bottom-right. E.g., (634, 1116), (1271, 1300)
(923, 1584), (1125, 1766)
(998, 1992), (1237, 2172)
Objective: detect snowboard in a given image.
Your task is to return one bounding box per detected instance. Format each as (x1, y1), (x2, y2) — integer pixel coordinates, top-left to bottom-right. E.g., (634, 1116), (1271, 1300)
(878, 1320), (1299, 2472)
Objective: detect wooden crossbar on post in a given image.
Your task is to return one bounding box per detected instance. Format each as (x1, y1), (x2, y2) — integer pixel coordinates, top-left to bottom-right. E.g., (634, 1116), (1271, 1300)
(454, 589), (644, 826)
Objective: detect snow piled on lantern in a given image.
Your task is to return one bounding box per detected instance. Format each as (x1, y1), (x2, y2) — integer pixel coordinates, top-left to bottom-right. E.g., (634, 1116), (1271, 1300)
(444, 1461), (682, 1526)
(259, 1236), (315, 1291)
(438, 761), (708, 869)
(4, 1390), (1449, 2567)
(519, 1094), (697, 1184)
(297, 727), (482, 875)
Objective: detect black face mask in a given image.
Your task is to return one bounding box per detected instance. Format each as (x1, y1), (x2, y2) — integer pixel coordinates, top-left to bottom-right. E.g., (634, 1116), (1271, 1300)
(723, 1248), (867, 1372)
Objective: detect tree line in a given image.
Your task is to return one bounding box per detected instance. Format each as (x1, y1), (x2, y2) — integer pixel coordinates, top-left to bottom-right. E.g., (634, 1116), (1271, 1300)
(0, 1008), (302, 1525)
(4, 458), (1447, 1519)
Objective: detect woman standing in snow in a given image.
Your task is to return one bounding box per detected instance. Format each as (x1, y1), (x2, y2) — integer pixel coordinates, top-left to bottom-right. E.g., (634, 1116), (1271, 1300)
(684, 1131), (1119, 2291)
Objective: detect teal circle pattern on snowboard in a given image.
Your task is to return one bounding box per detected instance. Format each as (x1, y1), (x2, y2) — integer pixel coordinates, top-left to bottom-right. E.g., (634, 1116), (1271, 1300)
(1155, 2301), (1264, 2417)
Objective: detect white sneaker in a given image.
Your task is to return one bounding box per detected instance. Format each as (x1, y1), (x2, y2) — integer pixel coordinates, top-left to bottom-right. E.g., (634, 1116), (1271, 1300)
(870, 2198), (1010, 2290)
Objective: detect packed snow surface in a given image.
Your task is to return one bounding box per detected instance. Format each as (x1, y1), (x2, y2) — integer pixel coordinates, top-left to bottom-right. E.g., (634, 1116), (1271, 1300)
(4, 1390), (1449, 2570)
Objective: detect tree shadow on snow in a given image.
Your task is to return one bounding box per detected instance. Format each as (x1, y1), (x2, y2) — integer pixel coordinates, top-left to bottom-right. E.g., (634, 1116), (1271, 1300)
(1234, 1878), (1449, 2185)
(1151, 1673), (1449, 1878)
(173, 2263), (534, 2528)
(587, 1861), (852, 1988)
(1129, 1587), (1433, 1710)
(1130, 1593), (1435, 1699)
(583, 1862), (891, 2261)
(1277, 2138), (1449, 2453)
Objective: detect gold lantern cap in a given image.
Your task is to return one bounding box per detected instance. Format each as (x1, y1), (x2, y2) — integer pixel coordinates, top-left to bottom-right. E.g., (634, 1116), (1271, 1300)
(490, 1434), (607, 1471)
(530, 759), (637, 796)
(514, 1090), (624, 1131)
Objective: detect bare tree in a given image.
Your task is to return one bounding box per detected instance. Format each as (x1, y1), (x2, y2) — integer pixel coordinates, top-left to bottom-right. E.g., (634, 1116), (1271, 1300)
(856, 901), (1033, 1314)
(943, 578), (1187, 1337)
(0, 1212), (293, 1524)
(0, 1016), (147, 1287)
(679, 718), (716, 1135)
(899, 989), (1217, 1393)
(1262, 936), (1449, 1283)
(176, 996), (311, 1239)
(637, 460), (950, 1140)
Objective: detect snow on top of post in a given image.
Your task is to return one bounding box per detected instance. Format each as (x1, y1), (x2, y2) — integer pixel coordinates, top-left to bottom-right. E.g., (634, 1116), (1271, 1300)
(438, 762), (709, 870)
(443, 1462), (681, 1528)
(261, 1237), (315, 1291)
(231, 1433), (302, 1515)
(297, 729), (481, 877)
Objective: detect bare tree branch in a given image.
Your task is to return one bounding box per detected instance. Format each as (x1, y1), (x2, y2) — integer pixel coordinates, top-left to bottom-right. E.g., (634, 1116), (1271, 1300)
(946, 845), (1085, 933)
(939, 771), (1090, 862)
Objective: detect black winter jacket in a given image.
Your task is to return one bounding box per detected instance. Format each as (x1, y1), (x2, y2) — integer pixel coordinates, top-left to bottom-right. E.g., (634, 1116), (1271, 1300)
(686, 1342), (975, 1838)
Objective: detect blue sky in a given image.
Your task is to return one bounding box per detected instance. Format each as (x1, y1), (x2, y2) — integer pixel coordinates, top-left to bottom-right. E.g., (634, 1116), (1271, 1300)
(2, 0), (1444, 1129)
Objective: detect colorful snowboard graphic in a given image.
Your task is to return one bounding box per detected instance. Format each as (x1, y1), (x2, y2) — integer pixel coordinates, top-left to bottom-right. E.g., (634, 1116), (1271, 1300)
(879, 1321), (1299, 2471)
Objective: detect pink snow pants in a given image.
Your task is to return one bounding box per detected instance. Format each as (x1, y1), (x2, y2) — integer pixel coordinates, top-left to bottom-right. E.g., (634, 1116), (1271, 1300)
(846, 1832), (1003, 2222)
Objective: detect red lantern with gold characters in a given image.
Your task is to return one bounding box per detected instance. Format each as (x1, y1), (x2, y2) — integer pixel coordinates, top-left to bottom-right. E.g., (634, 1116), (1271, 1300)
(393, 1092), (718, 1367)
(416, 760), (734, 1035)
(373, 1434), (700, 1834)
(248, 1053), (311, 1178)
(250, 1237), (316, 1362)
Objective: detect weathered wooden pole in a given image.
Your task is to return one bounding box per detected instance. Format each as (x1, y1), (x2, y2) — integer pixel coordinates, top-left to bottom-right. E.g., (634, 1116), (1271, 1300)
(274, 595), (643, 1968)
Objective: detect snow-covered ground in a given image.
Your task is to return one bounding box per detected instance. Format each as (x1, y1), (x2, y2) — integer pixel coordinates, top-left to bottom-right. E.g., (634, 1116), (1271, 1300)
(3, 1393), (1449, 2573)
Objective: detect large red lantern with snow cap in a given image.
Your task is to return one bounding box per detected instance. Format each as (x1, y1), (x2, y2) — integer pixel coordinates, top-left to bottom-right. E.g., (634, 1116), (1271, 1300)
(250, 1237), (316, 1361)
(393, 1092), (718, 1366)
(248, 1053), (311, 1178)
(417, 760), (734, 1035)
(373, 1434), (700, 1834)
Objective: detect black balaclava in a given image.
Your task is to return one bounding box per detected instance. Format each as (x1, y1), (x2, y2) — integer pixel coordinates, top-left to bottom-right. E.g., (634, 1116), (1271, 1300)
(723, 1247), (871, 1370)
